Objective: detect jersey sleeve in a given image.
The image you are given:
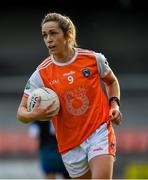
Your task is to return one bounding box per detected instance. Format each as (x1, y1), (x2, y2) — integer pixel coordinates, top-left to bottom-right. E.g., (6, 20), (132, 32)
(24, 70), (44, 97)
(95, 53), (111, 78)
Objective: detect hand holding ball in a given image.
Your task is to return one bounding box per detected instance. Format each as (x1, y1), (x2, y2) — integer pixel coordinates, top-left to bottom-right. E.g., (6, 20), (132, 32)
(27, 87), (60, 117)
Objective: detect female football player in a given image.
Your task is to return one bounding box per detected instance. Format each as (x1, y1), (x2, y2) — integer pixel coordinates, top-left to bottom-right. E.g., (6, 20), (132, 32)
(17, 12), (122, 179)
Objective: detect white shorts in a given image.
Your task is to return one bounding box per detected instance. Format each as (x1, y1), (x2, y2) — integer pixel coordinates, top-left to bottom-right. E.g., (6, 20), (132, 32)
(61, 122), (116, 178)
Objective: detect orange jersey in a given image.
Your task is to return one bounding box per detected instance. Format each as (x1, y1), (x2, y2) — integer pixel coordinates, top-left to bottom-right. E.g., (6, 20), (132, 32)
(24, 48), (111, 153)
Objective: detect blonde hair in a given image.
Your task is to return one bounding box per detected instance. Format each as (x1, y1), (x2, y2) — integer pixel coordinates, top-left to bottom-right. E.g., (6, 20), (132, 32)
(41, 12), (78, 47)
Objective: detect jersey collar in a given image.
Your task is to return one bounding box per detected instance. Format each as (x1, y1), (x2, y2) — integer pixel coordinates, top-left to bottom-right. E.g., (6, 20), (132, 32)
(51, 48), (78, 66)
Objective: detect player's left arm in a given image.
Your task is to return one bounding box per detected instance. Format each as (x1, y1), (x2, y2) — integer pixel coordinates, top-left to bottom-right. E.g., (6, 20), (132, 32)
(101, 70), (122, 125)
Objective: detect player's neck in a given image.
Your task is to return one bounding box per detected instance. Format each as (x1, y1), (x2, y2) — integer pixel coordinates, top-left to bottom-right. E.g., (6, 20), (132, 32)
(53, 47), (75, 63)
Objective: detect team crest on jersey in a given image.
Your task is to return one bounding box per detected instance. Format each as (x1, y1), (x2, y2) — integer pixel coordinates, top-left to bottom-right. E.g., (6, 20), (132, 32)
(63, 86), (89, 116)
(25, 80), (30, 90)
(82, 68), (90, 78)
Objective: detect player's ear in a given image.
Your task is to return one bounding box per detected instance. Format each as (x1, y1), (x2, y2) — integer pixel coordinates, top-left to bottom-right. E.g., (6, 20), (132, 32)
(67, 30), (73, 44)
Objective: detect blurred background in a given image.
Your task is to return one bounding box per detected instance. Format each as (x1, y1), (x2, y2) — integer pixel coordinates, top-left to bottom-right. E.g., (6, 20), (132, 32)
(0, 0), (148, 178)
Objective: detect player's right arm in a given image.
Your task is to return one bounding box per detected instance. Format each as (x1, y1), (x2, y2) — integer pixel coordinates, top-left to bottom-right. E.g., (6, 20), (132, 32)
(17, 95), (54, 123)
(17, 95), (33, 124)
(17, 70), (55, 124)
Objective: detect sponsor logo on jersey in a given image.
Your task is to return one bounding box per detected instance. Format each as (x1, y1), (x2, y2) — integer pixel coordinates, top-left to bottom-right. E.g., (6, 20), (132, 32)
(25, 80), (30, 90)
(50, 79), (58, 84)
(63, 71), (75, 77)
(82, 68), (90, 78)
(93, 147), (103, 152)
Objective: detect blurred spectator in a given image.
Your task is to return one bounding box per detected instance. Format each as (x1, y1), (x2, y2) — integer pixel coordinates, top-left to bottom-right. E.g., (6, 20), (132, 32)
(28, 120), (69, 179)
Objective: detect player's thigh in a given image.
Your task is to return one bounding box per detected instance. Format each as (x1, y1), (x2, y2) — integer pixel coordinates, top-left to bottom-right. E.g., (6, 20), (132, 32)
(89, 154), (114, 179)
(62, 146), (90, 178)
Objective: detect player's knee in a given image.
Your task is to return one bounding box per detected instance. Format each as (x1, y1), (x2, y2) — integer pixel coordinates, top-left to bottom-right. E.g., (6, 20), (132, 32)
(92, 169), (112, 179)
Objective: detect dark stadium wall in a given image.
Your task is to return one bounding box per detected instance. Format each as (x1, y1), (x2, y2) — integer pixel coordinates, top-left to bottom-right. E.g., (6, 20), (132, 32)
(0, 0), (148, 76)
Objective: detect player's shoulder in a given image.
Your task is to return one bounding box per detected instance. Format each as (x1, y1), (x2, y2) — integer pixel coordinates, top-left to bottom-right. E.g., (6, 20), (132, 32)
(37, 56), (53, 71)
(77, 48), (96, 56)
(97, 52), (106, 59)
